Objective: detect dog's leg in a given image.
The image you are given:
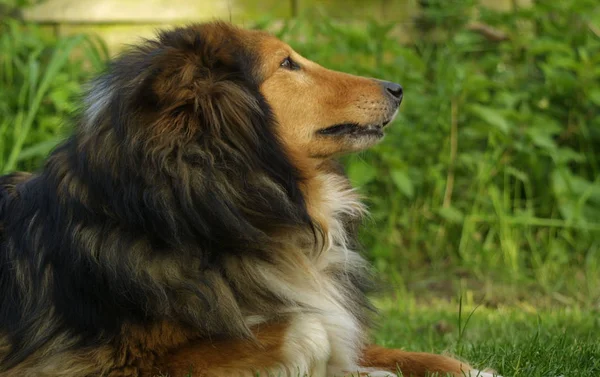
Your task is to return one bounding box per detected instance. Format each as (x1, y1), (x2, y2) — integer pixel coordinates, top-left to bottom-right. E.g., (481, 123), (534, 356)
(157, 325), (500, 377)
(156, 316), (332, 377)
(359, 345), (499, 377)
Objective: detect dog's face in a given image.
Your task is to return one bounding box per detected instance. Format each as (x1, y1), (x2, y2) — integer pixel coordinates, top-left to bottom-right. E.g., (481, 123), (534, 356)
(254, 33), (402, 159)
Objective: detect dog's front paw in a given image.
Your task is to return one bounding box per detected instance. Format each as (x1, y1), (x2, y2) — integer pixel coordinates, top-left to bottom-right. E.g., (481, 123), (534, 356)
(468, 369), (502, 377)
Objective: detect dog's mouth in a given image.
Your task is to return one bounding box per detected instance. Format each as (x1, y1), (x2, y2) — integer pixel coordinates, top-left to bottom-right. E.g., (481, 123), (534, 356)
(317, 119), (392, 137)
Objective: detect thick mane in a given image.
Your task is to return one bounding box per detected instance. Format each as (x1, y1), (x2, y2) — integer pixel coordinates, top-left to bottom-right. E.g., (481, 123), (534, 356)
(80, 22), (314, 247)
(0, 22), (325, 369)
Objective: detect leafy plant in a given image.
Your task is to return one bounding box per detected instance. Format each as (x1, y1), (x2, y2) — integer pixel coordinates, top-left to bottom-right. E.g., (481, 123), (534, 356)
(261, 1), (600, 303)
(0, 5), (108, 173)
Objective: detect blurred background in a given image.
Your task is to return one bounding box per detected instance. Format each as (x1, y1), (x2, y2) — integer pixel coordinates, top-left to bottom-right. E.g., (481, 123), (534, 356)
(1, 0), (599, 310)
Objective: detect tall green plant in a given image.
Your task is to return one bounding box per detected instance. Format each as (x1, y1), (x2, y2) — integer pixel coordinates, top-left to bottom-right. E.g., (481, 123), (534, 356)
(262, 0), (600, 301)
(0, 7), (108, 173)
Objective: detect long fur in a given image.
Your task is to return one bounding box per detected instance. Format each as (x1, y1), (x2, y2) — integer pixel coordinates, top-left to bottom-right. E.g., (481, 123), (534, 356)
(0, 22), (373, 376)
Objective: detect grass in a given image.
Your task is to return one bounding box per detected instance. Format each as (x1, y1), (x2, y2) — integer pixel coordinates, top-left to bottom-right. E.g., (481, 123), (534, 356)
(372, 295), (600, 377)
(0, 18), (108, 174)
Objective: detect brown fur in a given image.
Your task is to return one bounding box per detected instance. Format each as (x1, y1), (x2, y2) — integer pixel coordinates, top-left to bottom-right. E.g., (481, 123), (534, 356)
(161, 322), (288, 377)
(361, 345), (472, 376)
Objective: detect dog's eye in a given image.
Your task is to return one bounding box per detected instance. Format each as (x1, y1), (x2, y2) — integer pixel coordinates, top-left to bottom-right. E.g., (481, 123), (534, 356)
(280, 56), (300, 71)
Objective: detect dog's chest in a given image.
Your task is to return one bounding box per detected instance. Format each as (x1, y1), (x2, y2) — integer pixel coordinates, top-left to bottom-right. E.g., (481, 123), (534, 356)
(292, 172), (369, 371)
(242, 172), (370, 374)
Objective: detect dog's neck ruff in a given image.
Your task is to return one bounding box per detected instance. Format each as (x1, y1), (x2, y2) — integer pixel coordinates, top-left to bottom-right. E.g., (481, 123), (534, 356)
(248, 170), (371, 376)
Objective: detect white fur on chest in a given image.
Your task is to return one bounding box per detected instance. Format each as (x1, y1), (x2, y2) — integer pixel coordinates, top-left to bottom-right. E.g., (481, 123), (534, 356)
(282, 173), (369, 376)
(241, 172), (371, 376)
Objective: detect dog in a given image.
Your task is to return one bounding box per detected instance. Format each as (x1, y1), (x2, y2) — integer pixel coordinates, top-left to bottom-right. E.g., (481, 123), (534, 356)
(0, 22), (498, 377)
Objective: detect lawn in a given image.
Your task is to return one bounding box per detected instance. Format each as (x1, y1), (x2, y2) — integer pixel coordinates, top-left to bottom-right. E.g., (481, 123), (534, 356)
(372, 295), (599, 377)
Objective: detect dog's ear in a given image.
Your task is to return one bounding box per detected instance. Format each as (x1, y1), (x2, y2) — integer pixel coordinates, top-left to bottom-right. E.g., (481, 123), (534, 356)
(147, 78), (313, 249)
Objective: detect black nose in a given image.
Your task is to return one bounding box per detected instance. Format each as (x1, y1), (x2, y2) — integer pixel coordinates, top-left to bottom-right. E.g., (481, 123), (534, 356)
(382, 81), (403, 101)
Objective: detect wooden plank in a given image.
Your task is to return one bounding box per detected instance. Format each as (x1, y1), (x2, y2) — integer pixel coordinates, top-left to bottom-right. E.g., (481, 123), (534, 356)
(23, 0), (234, 23)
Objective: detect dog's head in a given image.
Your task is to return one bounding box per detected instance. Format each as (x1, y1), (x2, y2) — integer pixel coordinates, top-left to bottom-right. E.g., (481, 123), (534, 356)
(78, 22), (402, 245)
(84, 22), (401, 161)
